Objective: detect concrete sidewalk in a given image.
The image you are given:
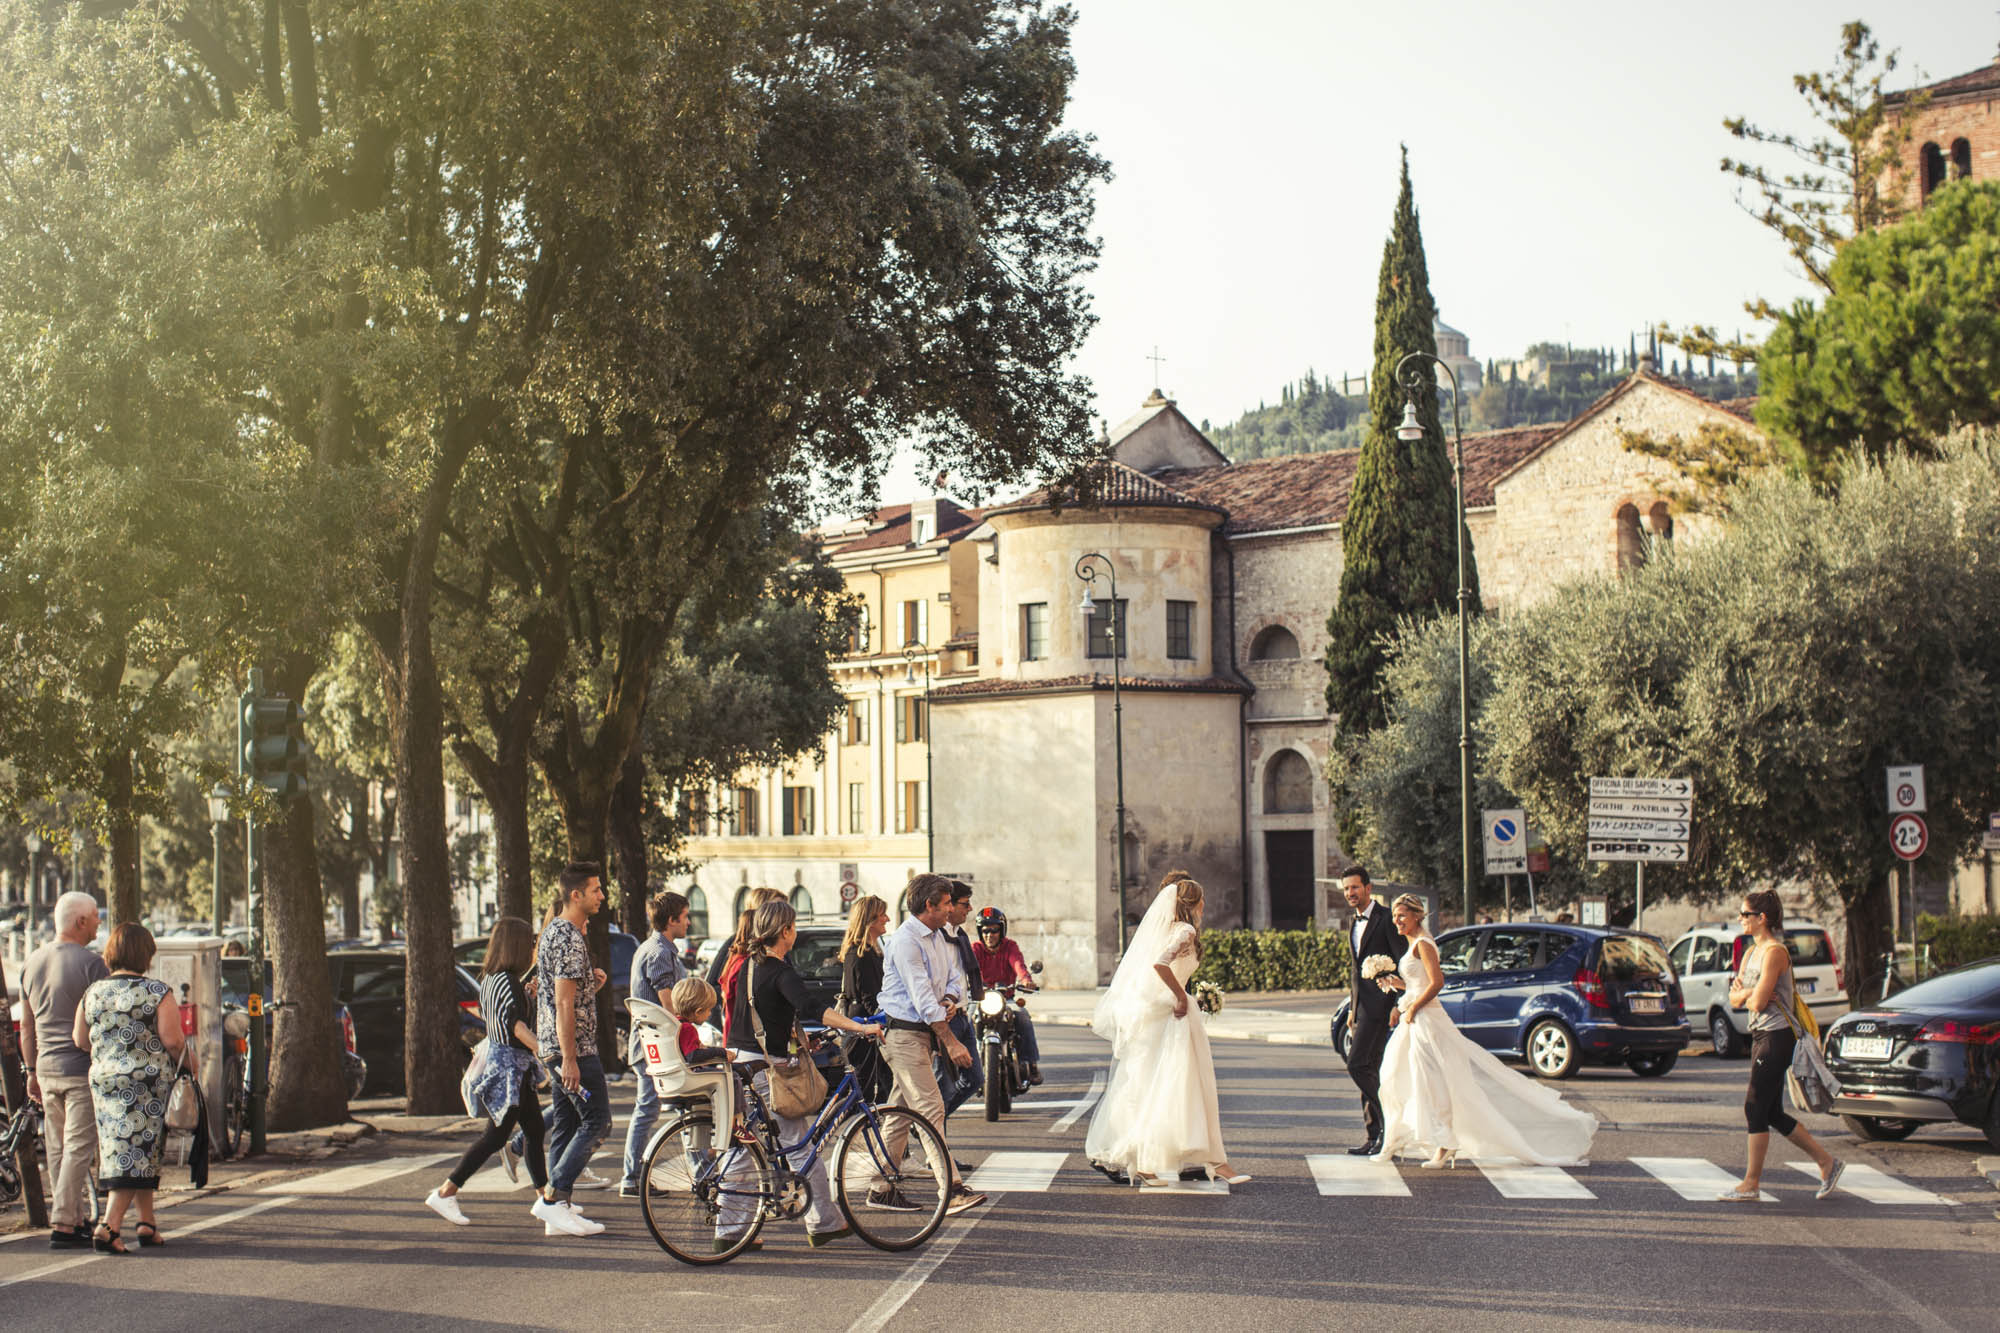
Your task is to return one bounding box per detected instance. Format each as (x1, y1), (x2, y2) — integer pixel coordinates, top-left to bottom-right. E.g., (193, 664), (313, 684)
(1031, 987), (1337, 1046)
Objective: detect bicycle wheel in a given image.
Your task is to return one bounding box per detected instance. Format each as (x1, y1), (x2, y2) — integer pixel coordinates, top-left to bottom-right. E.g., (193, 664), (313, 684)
(833, 1106), (951, 1251)
(640, 1112), (770, 1266)
(223, 1058), (247, 1158)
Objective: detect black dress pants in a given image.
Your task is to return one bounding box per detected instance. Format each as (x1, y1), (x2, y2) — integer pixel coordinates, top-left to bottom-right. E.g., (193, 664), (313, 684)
(1347, 1015), (1393, 1143)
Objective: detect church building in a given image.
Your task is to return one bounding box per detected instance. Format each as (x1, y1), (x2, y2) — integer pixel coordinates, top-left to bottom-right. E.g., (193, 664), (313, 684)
(666, 370), (1757, 985)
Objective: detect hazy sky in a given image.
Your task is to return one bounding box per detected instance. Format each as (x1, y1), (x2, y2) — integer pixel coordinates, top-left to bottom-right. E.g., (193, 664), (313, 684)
(874, 4), (1996, 505)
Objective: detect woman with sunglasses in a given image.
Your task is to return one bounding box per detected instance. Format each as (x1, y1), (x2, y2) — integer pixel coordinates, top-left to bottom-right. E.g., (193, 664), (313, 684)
(1719, 889), (1843, 1201)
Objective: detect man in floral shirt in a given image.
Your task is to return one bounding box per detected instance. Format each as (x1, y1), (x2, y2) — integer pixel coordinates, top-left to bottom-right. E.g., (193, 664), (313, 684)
(535, 863), (609, 1234)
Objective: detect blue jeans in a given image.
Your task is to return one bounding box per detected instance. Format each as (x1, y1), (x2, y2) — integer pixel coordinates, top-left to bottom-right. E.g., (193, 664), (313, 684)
(620, 1041), (661, 1189)
(1015, 1007), (1041, 1065)
(937, 1012), (983, 1117)
(546, 1054), (611, 1201)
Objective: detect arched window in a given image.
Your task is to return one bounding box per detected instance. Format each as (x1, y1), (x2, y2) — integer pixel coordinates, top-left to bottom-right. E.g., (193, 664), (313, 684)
(1921, 142), (1946, 199)
(1250, 625), (1301, 661)
(790, 884), (813, 916)
(1264, 750), (1314, 814)
(686, 886), (708, 940)
(1614, 503), (1645, 572)
(733, 885), (754, 919)
(1644, 501), (1674, 544)
(1951, 138), (1972, 181)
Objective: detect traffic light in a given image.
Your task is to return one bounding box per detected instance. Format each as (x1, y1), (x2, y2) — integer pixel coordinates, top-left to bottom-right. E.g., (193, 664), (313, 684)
(240, 689), (308, 799)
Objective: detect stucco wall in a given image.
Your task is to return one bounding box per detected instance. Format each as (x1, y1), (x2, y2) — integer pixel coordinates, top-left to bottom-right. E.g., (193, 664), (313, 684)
(979, 507), (1222, 680)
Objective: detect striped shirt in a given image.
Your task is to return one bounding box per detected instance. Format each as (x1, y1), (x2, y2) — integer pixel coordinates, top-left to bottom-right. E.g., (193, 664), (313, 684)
(481, 970), (530, 1051)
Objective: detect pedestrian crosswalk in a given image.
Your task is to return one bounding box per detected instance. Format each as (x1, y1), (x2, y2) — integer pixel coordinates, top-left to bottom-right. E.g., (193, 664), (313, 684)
(279, 1146), (1961, 1211)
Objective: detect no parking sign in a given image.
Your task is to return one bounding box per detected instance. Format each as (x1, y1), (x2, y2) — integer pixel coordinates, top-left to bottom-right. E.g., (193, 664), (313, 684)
(1482, 808), (1527, 875)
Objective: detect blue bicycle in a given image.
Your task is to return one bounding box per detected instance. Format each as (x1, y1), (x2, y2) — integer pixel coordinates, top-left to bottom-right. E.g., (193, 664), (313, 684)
(638, 1035), (952, 1265)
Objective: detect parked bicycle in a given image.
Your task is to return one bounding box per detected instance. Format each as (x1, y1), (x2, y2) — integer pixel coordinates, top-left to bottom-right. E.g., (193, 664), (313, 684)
(636, 1033), (952, 1265)
(0, 1095), (103, 1223)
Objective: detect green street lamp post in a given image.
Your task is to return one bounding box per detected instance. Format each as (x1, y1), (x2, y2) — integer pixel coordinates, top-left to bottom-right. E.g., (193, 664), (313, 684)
(1394, 350), (1474, 931)
(1075, 553), (1129, 959)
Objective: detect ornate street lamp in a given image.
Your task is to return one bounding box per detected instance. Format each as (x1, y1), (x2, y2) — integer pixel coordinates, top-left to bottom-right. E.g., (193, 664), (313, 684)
(901, 641), (935, 872)
(1075, 552), (1129, 959)
(1395, 350), (1474, 931)
(209, 784), (231, 937)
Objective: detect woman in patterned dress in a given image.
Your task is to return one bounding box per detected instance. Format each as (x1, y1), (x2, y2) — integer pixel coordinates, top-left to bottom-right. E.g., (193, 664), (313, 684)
(73, 923), (193, 1254)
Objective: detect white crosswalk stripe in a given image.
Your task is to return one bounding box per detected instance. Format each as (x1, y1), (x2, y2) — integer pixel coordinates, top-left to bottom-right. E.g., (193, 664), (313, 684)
(261, 1153), (455, 1195)
(1787, 1161), (1955, 1205)
(1631, 1156), (1773, 1202)
(966, 1151), (1069, 1193)
(1306, 1153), (1411, 1196)
(1474, 1159), (1595, 1199)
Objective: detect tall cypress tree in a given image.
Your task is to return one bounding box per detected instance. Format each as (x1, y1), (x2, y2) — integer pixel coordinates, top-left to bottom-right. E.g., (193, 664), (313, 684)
(1324, 148), (1482, 743)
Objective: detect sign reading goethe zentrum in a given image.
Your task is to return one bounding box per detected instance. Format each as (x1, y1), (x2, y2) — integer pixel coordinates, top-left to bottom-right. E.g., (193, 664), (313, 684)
(1587, 777), (1693, 864)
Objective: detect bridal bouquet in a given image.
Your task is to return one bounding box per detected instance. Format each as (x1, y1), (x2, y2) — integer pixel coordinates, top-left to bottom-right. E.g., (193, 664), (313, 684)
(1193, 981), (1224, 1015)
(1360, 954), (1399, 992)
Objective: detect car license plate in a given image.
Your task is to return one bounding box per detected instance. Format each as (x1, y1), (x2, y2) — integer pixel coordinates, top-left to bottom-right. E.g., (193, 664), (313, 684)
(1628, 995), (1663, 1014)
(1841, 1035), (1892, 1060)
(1797, 978), (1815, 993)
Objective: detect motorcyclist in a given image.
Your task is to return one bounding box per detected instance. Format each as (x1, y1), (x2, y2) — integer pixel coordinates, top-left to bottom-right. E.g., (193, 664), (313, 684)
(970, 907), (1041, 1086)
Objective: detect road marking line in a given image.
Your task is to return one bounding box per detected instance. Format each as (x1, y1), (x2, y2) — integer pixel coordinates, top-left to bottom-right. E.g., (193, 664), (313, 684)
(1474, 1159), (1595, 1199)
(1049, 1071), (1105, 1134)
(846, 1208), (990, 1333)
(965, 1152), (1068, 1194)
(258, 1152), (453, 1195)
(458, 1162), (534, 1193)
(1137, 1177), (1230, 1195)
(1010, 1097), (1093, 1110)
(1632, 1156), (1772, 1202)
(1786, 1161), (1954, 1205)
(1306, 1153), (1411, 1197)
(0, 1195), (296, 1290)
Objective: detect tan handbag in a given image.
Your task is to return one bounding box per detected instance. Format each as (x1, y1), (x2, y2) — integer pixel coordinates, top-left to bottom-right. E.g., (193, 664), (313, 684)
(746, 959), (827, 1119)
(165, 1048), (202, 1131)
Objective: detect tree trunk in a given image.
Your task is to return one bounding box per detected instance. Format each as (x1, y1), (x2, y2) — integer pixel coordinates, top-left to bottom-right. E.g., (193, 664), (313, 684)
(368, 794), (398, 939)
(263, 695), (350, 1129)
(103, 747), (141, 926)
(610, 749), (649, 939)
(1842, 872), (1896, 1008)
(454, 737), (534, 926)
(388, 641), (462, 1114)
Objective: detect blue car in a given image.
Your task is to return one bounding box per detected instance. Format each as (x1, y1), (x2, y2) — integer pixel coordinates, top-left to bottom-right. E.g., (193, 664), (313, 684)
(1333, 923), (1690, 1079)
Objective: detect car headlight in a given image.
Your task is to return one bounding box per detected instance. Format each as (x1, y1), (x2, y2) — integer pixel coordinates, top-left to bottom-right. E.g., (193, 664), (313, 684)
(979, 991), (1004, 1017)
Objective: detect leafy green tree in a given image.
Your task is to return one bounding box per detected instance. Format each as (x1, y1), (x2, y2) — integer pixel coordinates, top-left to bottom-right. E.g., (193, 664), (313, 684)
(1324, 148), (1481, 746)
(1486, 435), (2000, 996)
(1617, 422), (1782, 515)
(1756, 182), (2000, 479)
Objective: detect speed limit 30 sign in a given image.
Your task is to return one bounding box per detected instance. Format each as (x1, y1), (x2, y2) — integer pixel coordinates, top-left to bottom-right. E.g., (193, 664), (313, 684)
(1890, 812), (1928, 861)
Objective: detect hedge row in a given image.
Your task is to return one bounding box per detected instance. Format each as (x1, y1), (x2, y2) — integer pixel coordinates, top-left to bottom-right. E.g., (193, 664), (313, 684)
(1918, 913), (2000, 972)
(1190, 927), (1351, 993)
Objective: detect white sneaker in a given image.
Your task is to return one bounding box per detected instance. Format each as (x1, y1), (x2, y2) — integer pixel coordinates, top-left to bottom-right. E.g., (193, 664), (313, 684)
(499, 1139), (519, 1183)
(574, 1167), (612, 1190)
(425, 1189), (470, 1226)
(566, 1204), (605, 1235)
(531, 1197), (601, 1237)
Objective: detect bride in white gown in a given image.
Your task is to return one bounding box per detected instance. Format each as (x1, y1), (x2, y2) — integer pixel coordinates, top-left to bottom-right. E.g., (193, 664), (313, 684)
(1373, 893), (1597, 1168)
(1085, 879), (1249, 1185)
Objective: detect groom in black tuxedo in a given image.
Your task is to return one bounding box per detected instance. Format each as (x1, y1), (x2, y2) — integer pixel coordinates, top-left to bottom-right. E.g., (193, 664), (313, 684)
(1341, 866), (1407, 1155)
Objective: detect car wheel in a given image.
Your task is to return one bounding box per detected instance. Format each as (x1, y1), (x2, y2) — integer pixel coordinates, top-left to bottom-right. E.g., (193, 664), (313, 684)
(1986, 1092), (2000, 1151)
(1526, 1020), (1578, 1079)
(1840, 1115), (1920, 1142)
(1709, 1010), (1745, 1059)
(1331, 1016), (1349, 1063)
(1627, 1051), (1678, 1078)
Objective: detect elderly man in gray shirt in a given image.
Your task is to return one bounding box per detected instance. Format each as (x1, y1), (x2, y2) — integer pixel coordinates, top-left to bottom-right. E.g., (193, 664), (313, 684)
(20, 891), (108, 1249)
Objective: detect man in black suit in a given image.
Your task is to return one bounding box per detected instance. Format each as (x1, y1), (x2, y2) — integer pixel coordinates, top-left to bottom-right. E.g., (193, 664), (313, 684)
(1341, 866), (1408, 1155)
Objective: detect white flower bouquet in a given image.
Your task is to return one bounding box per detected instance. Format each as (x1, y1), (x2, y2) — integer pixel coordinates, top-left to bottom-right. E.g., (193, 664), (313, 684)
(1360, 954), (1399, 993)
(1193, 980), (1224, 1015)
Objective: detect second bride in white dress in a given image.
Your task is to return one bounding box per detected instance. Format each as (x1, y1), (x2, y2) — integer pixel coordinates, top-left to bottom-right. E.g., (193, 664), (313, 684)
(1372, 893), (1597, 1168)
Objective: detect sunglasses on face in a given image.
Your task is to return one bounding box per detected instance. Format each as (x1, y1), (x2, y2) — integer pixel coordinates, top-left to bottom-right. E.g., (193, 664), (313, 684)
(1738, 909), (1758, 919)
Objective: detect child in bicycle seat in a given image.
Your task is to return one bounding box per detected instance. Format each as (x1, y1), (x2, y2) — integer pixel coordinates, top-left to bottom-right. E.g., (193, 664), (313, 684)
(669, 977), (727, 1066)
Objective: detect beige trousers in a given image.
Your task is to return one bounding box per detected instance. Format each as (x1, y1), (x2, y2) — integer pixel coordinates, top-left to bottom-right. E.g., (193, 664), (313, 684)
(882, 1029), (957, 1190)
(40, 1075), (98, 1230)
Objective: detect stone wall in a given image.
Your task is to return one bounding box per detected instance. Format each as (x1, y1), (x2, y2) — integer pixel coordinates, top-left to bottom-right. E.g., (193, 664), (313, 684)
(1893, 89), (2000, 211)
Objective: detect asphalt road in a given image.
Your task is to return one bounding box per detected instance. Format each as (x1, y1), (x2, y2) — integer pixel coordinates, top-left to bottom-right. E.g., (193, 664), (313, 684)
(2, 1023), (1995, 1332)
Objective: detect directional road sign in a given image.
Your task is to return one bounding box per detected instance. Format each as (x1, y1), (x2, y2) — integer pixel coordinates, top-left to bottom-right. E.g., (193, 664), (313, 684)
(1482, 809), (1527, 875)
(1586, 796), (1692, 820)
(1890, 813), (1928, 862)
(1886, 765), (1925, 814)
(1587, 817), (1691, 840)
(1587, 840), (1691, 864)
(1589, 776), (1695, 800)
(1984, 813), (2000, 854)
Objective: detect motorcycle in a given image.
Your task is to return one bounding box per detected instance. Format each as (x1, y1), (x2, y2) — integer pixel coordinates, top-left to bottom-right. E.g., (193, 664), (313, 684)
(978, 961), (1042, 1121)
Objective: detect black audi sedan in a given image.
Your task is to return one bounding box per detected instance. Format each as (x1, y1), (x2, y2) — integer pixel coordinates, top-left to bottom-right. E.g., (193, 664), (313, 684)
(1823, 957), (2000, 1148)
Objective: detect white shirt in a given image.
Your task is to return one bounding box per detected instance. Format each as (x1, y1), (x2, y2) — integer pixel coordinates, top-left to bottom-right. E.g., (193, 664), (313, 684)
(1351, 901), (1375, 959)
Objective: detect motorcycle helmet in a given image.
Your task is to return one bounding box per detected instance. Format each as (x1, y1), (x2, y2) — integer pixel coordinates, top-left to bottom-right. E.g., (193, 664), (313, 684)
(975, 905), (1008, 940)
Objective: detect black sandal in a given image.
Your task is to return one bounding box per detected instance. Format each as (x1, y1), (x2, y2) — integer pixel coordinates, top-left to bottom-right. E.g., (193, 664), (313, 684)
(93, 1225), (129, 1255)
(136, 1222), (165, 1248)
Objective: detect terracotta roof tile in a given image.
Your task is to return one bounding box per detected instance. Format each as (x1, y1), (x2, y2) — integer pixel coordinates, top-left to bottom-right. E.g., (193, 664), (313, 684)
(831, 500), (985, 555)
(986, 457), (1222, 518)
(1887, 62), (2000, 104)
(930, 672), (1249, 700)
(1153, 424), (1560, 533)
